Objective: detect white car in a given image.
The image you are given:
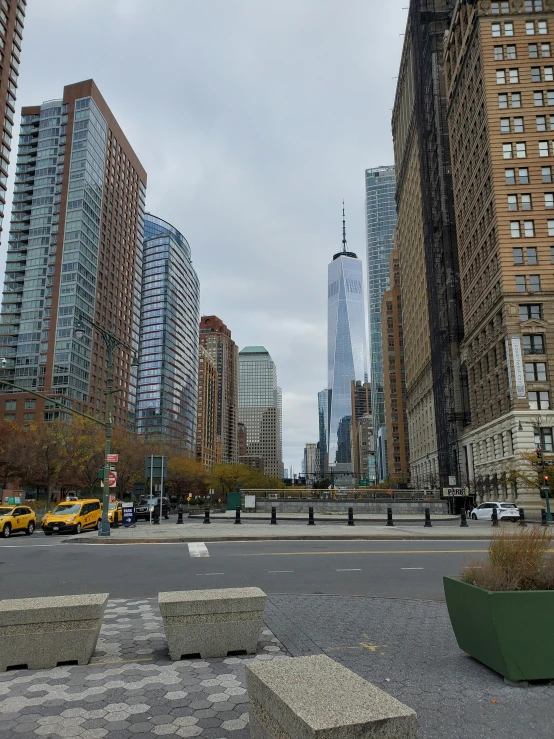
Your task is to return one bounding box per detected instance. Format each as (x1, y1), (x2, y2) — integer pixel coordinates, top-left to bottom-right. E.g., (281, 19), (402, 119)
(470, 502), (520, 522)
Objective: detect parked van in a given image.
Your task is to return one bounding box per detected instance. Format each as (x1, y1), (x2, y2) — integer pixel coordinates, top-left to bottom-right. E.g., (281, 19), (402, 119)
(41, 499), (101, 535)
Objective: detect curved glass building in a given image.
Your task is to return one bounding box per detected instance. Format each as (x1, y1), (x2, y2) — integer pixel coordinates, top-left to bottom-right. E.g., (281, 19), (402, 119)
(327, 219), (367, 478)
(137, 214), (200, 450)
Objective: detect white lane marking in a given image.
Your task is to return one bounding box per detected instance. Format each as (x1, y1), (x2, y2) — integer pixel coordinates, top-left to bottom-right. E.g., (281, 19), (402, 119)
(401, 567), (424, 570)
(188, 542), (209, 558)
(268, 570), (294, 573)
(0, 544), (58, 548)
(196, 572), (224, 576)
(336, 568), (362, 572)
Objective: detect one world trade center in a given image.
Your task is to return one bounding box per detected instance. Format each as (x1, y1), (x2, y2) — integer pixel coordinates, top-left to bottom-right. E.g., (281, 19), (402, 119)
(327, 206), (367, 481)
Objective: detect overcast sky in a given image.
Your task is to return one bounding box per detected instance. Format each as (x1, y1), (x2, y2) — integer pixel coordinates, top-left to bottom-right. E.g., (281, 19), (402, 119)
(1, 0), (406, 470)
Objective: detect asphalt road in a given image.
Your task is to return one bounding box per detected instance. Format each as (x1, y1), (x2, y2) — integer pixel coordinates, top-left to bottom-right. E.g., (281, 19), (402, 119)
(0, 536), (488, 601)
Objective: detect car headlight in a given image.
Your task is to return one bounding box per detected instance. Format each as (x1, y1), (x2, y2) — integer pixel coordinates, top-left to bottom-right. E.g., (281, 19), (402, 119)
(66, 517), (75, 523)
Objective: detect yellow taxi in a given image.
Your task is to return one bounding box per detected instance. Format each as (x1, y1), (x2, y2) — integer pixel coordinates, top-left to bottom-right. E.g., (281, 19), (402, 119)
(41, 499), (101, 535)
(0, 505), (36, 538)
(108, 500), (123, 526)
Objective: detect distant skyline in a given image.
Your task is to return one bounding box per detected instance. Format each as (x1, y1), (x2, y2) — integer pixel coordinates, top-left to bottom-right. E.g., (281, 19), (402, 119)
(0, 1), (406, 469)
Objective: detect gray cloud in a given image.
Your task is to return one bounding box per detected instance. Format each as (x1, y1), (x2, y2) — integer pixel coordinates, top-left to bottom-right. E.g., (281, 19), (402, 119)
(2, 0), (406, 469)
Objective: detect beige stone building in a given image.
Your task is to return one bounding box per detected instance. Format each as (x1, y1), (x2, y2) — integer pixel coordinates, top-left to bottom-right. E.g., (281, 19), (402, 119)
(196, 347), (220, 469)
(445, 0), (554, 508)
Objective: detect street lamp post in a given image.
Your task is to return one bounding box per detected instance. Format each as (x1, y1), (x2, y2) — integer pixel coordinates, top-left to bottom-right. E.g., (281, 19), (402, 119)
(74, 313), (138, 537)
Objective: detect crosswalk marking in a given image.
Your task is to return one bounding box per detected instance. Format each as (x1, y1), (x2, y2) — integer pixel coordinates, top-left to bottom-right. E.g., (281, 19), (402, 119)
(188, 542), (209, 557)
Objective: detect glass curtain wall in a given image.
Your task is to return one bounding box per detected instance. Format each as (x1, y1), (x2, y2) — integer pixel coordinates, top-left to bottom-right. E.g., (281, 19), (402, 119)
(137, 214), (200, 450)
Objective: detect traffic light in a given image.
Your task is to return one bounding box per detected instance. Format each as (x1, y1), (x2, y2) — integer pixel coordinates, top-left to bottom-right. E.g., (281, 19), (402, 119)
(536, 447), (543, 460)
(544, 475), (549, 485)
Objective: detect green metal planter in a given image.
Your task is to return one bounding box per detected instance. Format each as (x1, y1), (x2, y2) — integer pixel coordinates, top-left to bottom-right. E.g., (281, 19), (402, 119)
(443, 576), (554, 682)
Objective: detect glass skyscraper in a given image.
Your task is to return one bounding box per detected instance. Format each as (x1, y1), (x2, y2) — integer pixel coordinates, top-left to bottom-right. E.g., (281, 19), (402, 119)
(327, 227), (367, 476)
(317, 388), (329, 475)
(365, 166), (396, 479)
(136, 214), (200, 451)
(238, 346), (283, 478)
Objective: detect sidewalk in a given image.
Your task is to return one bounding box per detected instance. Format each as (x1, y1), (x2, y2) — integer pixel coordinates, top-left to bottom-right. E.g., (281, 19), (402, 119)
(69, 519), (510, 544)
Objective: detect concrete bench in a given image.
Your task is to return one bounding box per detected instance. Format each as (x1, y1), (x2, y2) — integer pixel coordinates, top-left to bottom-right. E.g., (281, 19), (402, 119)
(0, 593), (109, 671)
(158, 587), (266, 660)
(246, 654), (418, 738)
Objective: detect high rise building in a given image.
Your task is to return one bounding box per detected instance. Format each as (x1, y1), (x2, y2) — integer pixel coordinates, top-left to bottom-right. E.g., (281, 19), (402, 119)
(238, 346), (283, 478)
(317, 388), (329, 474)
(327, 208), (367, 480)
(303, 442), (319, 482)
(137, 214), (199, 449)
(365, 166), (397, 481)
(199, 315), (239, 464)
(196, 346), (220, 468)
(445, 1), (554, 508)
(0, 80), (146, 427)
(392, 0), (465, 490)
(350, 380), (371, 478)
(381, 247), (410, 485)
(0, 0), (26, 239)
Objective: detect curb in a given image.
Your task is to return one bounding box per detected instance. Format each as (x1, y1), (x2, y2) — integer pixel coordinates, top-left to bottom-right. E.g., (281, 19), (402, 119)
(63, 533), (495, 545)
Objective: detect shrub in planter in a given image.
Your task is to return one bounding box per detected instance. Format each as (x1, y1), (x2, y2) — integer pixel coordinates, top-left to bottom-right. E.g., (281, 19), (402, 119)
(444, 527), (554, 682)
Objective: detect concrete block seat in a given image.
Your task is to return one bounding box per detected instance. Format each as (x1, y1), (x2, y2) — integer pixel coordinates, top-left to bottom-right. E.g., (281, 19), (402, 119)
(158, 587), (266, 660)
(0, 593), (109, 671)
(246, 654), (418, 738)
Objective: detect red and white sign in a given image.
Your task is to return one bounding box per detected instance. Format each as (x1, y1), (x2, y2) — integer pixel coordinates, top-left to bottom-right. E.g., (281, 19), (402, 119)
(108, 471), (117, 488)
(107, 454), (119, 463)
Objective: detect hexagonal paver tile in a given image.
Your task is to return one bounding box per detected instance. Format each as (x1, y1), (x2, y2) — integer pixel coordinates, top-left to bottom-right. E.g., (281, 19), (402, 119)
(173, 716), (199, 727)
(152, 726), (177, 736)
(221, 717), (249, 731)
(175, 728), (202, 738)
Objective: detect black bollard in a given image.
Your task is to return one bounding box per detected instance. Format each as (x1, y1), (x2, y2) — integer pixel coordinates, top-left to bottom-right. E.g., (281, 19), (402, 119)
(113, 510), (119, 528)
(176, 505), (184, 525)
(386, 507), (394, 527)
(271, 506), (277, 525)
(518, 507), (527, 527)
(308, 506), (315, 525)
(153, 507), (160, 525)
(348, 507), (355, 526)
(424, 507), (432, 528)
(541, 508), (549, 526)
(491, 507), (499, 527)
(460, 509), (468, 528)
(235, 506), (242, 525)
(203, 507), (211, 524)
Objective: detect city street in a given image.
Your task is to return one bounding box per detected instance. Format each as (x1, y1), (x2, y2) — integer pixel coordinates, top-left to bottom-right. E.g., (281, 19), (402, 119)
(0, 537), (488, 600)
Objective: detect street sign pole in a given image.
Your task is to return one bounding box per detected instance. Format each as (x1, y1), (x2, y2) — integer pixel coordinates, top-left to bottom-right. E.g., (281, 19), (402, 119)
(149, 454), (154, 526)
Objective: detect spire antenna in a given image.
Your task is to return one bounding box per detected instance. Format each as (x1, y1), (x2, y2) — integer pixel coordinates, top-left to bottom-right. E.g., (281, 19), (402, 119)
(342, 200), (347, 252)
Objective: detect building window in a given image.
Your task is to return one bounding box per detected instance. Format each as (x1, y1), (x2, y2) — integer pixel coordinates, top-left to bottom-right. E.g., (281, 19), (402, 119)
(492, 23), (502, 37)
(505, 22), (514, 36)
(516, 275), (527, 291)
(521, 194), (532, 210)
(503, 142), (513, 158)
(539, 21), (548, 34)
(539, 140), (549, 156)
(525, 0), (543, 10)
(542, 43), (551, 57)
(537, 115), (547, 130)
(528, 247), (538, 264)
(523, 334), (545, 354)
(529, 274), (541, 291)
(525, 362), (547, 381)
(509, 69), (519, 83)
(524, 219), (535, 236)
(512, 92), (522, 107)
(535, 91), (545, 106)
(514, 116), (524, 132)
(511, 220), (521, 237)
(492, 1), (510, 12)
(497, 69), (506, 84)
(519, 304), (542, 320)
(513, 247), (524, 263)
(545, 193), (554, 209)
(532, 66), (542, 82)
(3, 414), (14, 422)
(519, 166), (530, 183)
(499, 93), (508, 108)
(546, 67), (554, 82)
(527, 21), (537, 35)
(5, 400), (16, 410)
(501, 117), (511, 133)
(549, 91), (554, 105)
(542, 165), (553, 182)
(505, 168), (516, 184)
(529, 391), (550, 409)
(23, 413), (35, 422)
(508, 194), (518, 210)
(516, 142), (527, 157)
(548, 219), (554, 236)
(530, 43), (539, 58)
(495, 45), (504, 61)
(24, 399), (35, 409)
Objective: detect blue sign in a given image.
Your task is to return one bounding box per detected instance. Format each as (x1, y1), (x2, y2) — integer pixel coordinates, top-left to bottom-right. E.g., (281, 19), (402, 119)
(122, 502), (135, 528)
